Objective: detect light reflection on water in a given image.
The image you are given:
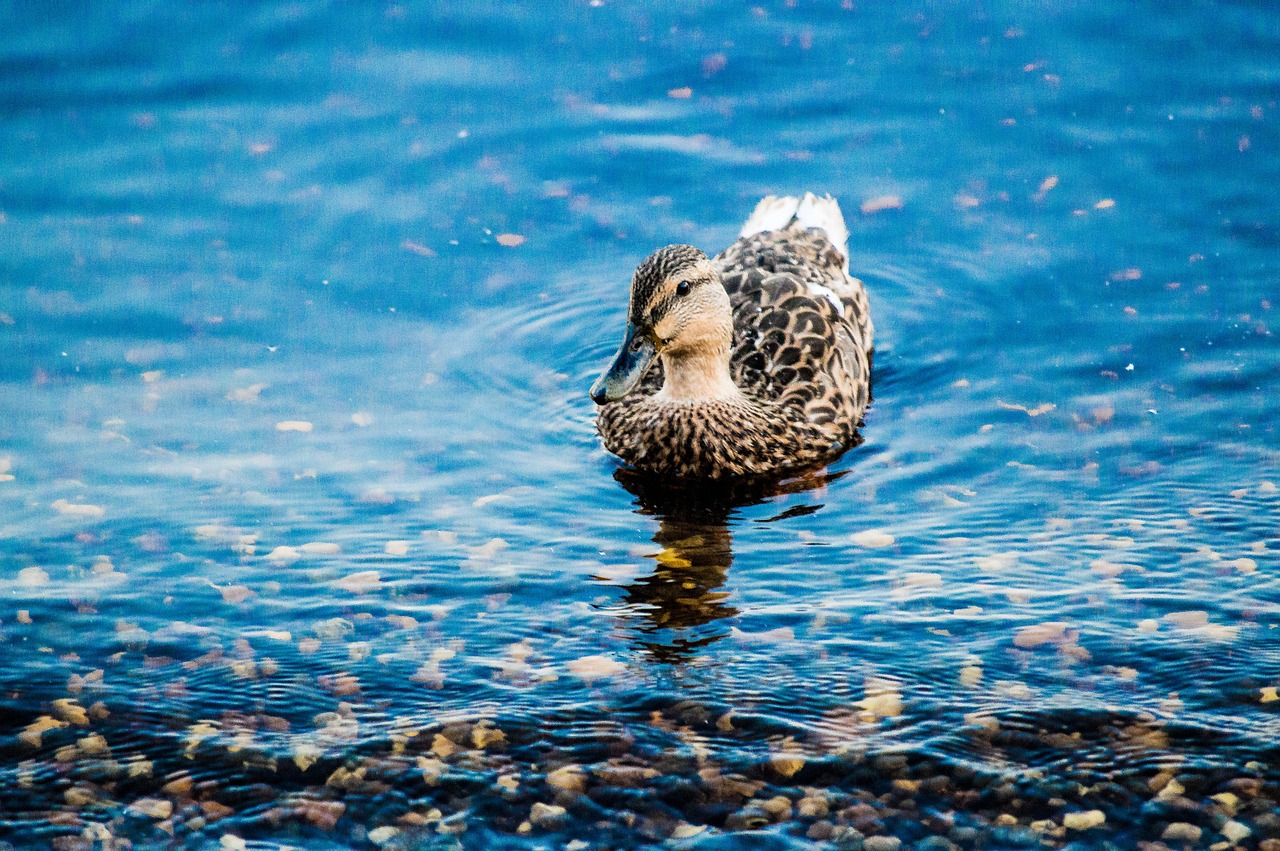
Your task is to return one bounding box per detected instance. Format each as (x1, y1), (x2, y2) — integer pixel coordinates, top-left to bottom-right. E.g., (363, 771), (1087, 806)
(2, 0), (1280, 847)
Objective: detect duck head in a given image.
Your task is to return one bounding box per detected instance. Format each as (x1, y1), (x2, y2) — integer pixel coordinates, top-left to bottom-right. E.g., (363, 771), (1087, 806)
(590, 244), (735, 404)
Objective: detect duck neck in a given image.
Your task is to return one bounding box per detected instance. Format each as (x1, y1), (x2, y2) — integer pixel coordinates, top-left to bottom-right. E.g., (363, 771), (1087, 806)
(656, 343), (741, 403)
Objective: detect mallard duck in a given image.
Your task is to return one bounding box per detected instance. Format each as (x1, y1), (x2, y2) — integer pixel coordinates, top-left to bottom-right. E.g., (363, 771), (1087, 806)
(590, 192), (873, 479)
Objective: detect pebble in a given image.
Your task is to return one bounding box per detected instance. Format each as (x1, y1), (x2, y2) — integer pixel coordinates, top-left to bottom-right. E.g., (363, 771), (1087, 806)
(830, 825), (865, 849)
(1063, 810), (1106, 830)
(1221, 820), (1251, 843)
(797, 795), (829, 818)
(546, 765), (587, 793)
(806, 820), (834, 840)
(863, 837), (902, 851)
(989, 825), (1041, 847)
(127, 797), (172, 819)
(528, 802), (567, 829)
(1161, 822), (1203, 842)
(915, 837), (957, 851)
(367, 826), (399, 845)
(841, 802), (884, 834)
(759, 795), (792, 821)
(1256, 813), (1280, 838)
(1209, 792), (1239, 815)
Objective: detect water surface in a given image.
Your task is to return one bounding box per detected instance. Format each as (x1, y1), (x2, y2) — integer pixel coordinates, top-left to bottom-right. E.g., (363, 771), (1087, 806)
(2, 1), (1279, 848)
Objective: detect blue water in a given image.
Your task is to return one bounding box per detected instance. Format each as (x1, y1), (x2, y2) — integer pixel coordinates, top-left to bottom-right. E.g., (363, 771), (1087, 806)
(2, 1), (1279, 848)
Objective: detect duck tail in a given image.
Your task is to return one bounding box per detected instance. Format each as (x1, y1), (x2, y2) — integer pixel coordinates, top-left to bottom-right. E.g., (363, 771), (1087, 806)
(739, 192), (850, 270)
(793, 192), (849, 264)
(738, 195), (801, 238)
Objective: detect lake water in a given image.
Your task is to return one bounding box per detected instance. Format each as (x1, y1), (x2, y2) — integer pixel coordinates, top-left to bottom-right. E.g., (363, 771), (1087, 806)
(2, 2), (1278, 848)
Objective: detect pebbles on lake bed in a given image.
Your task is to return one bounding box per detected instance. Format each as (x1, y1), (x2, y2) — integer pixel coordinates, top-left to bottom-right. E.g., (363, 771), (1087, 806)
(6, 681), (1279, 848)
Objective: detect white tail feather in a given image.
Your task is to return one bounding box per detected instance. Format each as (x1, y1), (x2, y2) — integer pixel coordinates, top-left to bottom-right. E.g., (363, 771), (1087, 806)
(738, 192), (850, 272)
(794, 192), (849, 262)
(738, 195), (800, 238)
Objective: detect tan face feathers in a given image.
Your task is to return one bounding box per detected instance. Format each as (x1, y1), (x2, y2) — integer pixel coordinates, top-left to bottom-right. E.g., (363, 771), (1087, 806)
(629, 249), (724, 352)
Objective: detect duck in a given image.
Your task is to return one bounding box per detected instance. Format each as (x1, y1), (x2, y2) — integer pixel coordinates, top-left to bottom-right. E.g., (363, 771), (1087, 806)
(590, 192), (873, 480)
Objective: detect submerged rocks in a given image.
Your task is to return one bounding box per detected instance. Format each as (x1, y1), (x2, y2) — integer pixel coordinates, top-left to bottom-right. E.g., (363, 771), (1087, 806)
(12, 693), (1280, 850)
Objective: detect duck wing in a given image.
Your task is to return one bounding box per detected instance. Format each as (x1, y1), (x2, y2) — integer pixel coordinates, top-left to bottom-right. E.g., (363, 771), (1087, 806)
(716, 228), (871, 428)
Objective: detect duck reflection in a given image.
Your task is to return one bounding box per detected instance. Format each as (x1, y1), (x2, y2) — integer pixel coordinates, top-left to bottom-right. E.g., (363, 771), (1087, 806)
(609, 468), (846, 663)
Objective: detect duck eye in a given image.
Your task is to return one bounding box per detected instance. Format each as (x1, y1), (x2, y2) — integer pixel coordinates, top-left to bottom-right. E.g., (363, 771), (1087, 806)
(676, 281), (691, 296)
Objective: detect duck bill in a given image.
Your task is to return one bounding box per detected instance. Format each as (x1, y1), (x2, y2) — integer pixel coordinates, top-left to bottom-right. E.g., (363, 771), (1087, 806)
(590, 322), (657, 404)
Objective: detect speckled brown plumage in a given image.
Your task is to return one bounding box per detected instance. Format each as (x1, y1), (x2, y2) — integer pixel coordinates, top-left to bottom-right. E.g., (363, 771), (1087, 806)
(594, 195), (874, 480)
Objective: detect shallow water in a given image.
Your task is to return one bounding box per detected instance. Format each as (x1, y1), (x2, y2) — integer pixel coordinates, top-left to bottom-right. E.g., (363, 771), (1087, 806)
(2, 1), (1279, 848)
